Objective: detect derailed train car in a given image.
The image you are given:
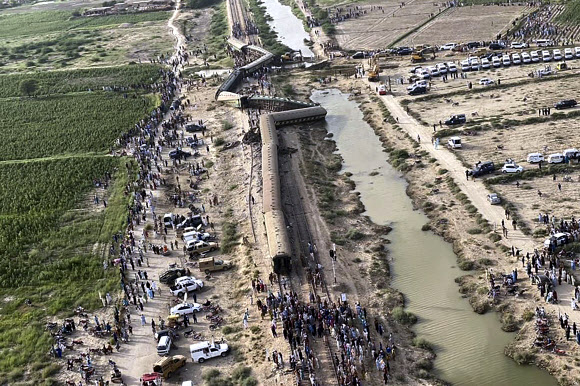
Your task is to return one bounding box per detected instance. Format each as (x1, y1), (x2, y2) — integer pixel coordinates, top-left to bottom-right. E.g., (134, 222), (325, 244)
(261, 106), (327, 274)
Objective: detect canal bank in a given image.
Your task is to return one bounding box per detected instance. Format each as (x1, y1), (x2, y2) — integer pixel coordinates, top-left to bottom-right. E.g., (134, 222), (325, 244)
(310, 88), (557, 385)
(259, 0), (314, 57)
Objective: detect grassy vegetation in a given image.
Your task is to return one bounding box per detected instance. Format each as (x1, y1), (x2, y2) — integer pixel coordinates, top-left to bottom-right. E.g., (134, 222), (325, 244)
(204, 2), (232, 66)
(392, 306), (418, 325)
(557, 0), (580, 24)
(0, 11), (170, 38)
(0, 64), (157, 380)
(0, 64), (161, 97)
(248, 0), (291, 56)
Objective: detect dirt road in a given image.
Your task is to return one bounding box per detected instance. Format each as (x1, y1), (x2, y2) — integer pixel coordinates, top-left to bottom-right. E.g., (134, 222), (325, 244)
(379, 92), (576, 317)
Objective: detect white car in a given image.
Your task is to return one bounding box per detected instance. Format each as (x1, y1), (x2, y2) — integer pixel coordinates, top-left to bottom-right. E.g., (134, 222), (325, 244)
(527, 153), (544, 163)
(447, 62), (458, 73)
(511, 42), (527, 49)
(553, 49), (562, 61)
(440, 43), (456, 51)
(170, 302), (202, 316)
(521, 52), (531, 63)
(565, 48), (574, 60)
(531, 51), (540, 62)
(512, 53), (521, 64)
(502, 55), (511, 66)
(460, 60), (471, 71)
(542, 50), (552, 61)
(492, 56), (502, 67)
(575, 47), (580, 58)
(190, 341), (230, 363)
(437, 63), (448, 74)
(406, 80), (428, 91)
(169, 278), (204, 296)
(418, 69), (431, 80)
(470, 57), (480, 71)
(479, 78), (495, 85)
(427, 66), (439, 77)
(481, 58), (491, 69)
(501, 163), (524, 173)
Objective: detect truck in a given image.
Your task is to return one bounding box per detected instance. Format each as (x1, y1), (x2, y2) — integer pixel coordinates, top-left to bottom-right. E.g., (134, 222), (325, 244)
(190, 341), (230, 363)
(199, 257), (232, 274)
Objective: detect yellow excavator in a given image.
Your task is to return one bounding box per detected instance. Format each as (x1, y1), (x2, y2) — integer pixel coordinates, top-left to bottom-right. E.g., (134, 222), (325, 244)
(411, 46), (437, 63)
(367, 54), (381, 82)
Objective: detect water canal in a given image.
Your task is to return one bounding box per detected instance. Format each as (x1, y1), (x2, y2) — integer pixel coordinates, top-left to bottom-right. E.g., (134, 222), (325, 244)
(310, 89), (556, 386)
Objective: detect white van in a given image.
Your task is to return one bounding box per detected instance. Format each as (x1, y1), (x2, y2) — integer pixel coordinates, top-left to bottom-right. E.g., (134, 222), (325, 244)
(461, 60), (471, 71)
(502, 54), (511, 66)
(190, 341), (230, 363)
(553, 49), (563, 60)
(530, 51), (540, 62)
(563, 148), (580, 160)
(548, 153), (564, 164)
(448, 136), (462, 149)
(542, 50), (552, 61)
(527, 153), (544, 163)
(492, 56), (501, 67)
(481, 57), (491, 69)
(521, 52), (531, 63)
(536, 39), (554, 47)
(157, 335), (172, 356)
(512, 53), (522, 64)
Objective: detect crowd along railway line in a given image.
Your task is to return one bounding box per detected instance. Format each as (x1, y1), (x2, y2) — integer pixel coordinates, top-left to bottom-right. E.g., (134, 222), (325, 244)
(277, 129), (340, 385)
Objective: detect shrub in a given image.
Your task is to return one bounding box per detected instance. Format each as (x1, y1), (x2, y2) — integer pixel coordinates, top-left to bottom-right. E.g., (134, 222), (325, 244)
(513, 351), (536, 365)
(522, 309), (535, 322)
(392, 306), (418, 325)
(421, 224), (431, 231)
(412, 337), (433, 351)
(467, 228), (483, 234)
(214, 137), (225, 146)
(458, 259), (475, 270)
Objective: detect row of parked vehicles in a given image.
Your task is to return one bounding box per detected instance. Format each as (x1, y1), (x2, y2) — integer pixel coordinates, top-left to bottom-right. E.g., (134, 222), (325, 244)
(459, 47), (580, 71)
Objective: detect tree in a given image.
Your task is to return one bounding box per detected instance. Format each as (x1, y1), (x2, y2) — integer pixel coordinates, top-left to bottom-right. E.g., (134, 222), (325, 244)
(20, 79), (38, 97)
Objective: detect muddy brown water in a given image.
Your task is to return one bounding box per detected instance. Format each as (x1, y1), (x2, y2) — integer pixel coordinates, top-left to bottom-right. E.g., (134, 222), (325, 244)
(310, 89), (556, 385)
(260, 0), (314, 58)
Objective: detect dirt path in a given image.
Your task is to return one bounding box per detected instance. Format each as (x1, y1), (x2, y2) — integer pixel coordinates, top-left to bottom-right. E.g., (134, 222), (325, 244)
(168, 0), (186, 63)
(379, 91), (576, 330)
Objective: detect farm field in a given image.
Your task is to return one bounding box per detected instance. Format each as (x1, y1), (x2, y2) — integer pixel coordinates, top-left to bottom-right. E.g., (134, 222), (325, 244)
(0, 11), (171, 71)
(333, 0), (442, 50)
(399, 4), (526, 47)
(0, 65), (158, 382)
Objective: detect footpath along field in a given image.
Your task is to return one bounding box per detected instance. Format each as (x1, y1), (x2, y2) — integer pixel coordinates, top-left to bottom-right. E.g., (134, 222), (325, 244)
(0, 64), (161, 383)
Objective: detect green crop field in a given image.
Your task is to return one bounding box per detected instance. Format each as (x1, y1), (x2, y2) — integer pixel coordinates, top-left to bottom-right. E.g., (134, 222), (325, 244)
(0, 10), (170, 38)
(0, 64), (159, 382)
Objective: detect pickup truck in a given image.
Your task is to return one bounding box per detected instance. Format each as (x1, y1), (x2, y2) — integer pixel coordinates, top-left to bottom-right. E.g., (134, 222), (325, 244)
(186, 240), (218, 255)
(169, 277), (204, 296)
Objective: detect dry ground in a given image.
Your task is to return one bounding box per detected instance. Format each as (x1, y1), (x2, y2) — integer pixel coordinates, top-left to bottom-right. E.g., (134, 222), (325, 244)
(400, 4), (527, 47)
(334, 0), (442, 50)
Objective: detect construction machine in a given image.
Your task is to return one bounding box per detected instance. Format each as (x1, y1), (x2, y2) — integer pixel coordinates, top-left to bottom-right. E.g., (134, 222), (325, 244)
(367, 54), (381, 82)
(556, 61), (569, 71)
(411, 47), (436, 63)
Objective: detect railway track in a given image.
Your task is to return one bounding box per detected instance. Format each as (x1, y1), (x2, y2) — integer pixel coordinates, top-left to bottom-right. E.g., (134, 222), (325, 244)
(277, 131), (340, 385)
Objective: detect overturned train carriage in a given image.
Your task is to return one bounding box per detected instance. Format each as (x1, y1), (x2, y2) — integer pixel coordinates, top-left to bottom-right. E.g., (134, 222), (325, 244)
(260, 106), (327, 274)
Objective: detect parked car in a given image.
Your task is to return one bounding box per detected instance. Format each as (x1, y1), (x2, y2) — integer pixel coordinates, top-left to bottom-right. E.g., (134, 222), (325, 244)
(553, 49), (563, 60)
(527, 153), (544, 163)
(447, 136), (462, 149)
(521, 52), (531, 63)
(565, 48), (574, 60)
(542, 50), (552, 61)
(502, 55), (511, 66)
(487, 193), (501, 205)
(160, 268), (187, 284)
(169, 277), (204, 296)
(489, 42), (505, 50)
(543, 232), (572, 248)
(471, 161), (495, 177)
(186, 240), (218, 255)
(157, 336), (173, 356)
(440, 43), (456, 51)
(575, 47), (580, 58)
(480, 57), (491, 69)
(467, 41), (481, 49)
(444, 114), (466, 125)
(469, 57), (480, 71)
(153, 355), (187, 379)
(511, 42), (527, 49)
(535, 39), (554, 47)
(512, 53), (522, 64)
(378, 85), (387, 95)
(547, 153), (565, 164)
(554, 99), (577, 109)
(492, 56), (502, 67)
(437, 63), (448, 74)
(199, 257), (233, 274)
(407, 80), (428, 91)
(447, 62), (458, 73)
(190, 341), (230, 363)
(479, 77), (495, 85)
(397, 47), (413, 55)
(501, 163), (524, 173)
(563, 148), (580, 160)
(170, 302), (202, 316)
(352, 51), (365, 59)
(408, 85), (427, 95)
(460, 60), (471, 72)
(185, 123), (205, 133)
(530, 51), (540, 62)
(155, 329), (179, 343)
(169, 149), (192, 160)
(164, 213), (174, 228)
